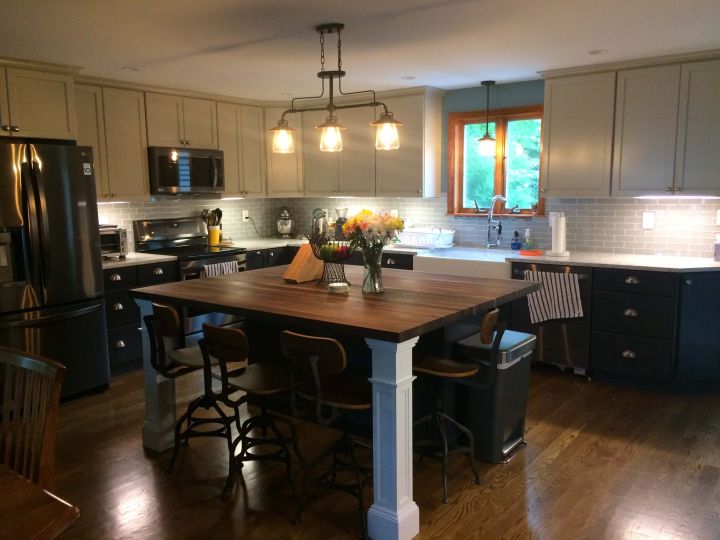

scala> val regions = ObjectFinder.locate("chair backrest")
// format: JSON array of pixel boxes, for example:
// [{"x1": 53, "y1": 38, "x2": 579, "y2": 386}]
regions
[
  {"x1": 479, "y1": 308, "x2": 500, "y2": 345},
  {"x1": 0, "y1": 346, "x2": 65, "y2": 491},
  {"x1": 144, "y1": 303, "x2": 191, "y2": 378},
  {"x1": 199, "y1": 324, "x2": 249, "y2": 398}
]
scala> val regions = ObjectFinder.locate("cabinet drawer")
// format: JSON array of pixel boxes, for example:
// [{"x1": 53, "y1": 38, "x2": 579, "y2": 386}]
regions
[
  {"x1": 382, "y1": 252, "x2": 413, "y2": 270},
  {"x1": 105, "y1": 291, "x2": 140, "y2": 329},
  {"x1": 591, "y1": 331, "x2": 673, "y2": 380},
  {"x1": 108, "y1": 324, "x2": 142, "y2": 361},
  {"x1": 593, "y1": 268, "x2": 677, "y2": 296},
  {"x1": 103, "y1": 266, "x2": 138, "y2": 291},
  {"x1": 137, "y1": 261, "x2": 178, "y2": 285},
  {"x1": 246, "y1": 250, "x2": 266, "y2": 270},
  {"x1": 592, "y1": 291, "x2": 675, "y2": 338}
]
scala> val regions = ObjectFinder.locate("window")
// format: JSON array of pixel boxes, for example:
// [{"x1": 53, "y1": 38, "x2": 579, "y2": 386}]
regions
[{"x1": 448, "y1": 105, "x2": 544, "y2": 216}]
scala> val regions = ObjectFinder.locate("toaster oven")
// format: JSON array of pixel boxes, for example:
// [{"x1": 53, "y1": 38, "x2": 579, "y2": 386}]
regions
[{"x1": 99, "y1": 226, "x2": 128, "y2": 259}]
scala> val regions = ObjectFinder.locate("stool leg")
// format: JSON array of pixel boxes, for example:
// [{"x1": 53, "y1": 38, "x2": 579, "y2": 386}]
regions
[
  {"x1": 168, "y1": 407, "x2": 191, "y2": 473},
  {"x1": 435, "y1": 413, "x2": 450, "y2": 504},
  {"x1": 440, "y1": 412, "x2": 481, "y2": 485}
]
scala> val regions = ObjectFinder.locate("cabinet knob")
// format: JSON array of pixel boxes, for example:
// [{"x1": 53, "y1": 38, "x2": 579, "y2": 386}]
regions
[
  {"x1": 685, "y1": 279, "x2": 692, "y2": 286},
  {"x1": 673, "y1": 186, "x2": 681, "y2": 192},
  {"x1": 664, "y1": 186, "x2": 673, "y2": 192},
  {"x1": 1, "y1": 125, "x2": 11, "y2": 132},
  {"x1": 624, "y1": 275, "x2": 640, "y2": 285},
  {"x1": 10, "y1": 126, "x2": 20, "y2": 132},
  {"x1": 186, "y1": 140, "x2": 191, "y2": 146},
  {"x1": 256, "y1": 251, "x2": 262, "y2": 255},
  {"x1": 112, "y1": 303, "x2": 124, "y2": 311},
  {"x1": 114, "y1": 340, "x2": 126, "y2": 349},
  {"x1": 621, "y1": 349, "x2": 636, "y2": 359},
  {"x1": 623, "y1": 308, "x2": 639, "y2": 318},
  {"x1": 540, "y1": 187, "x2": 547, "y2": 193},
  {"x1": 386, "y1": 258, "x2": 396, "y2": 265},
  {"x1": 152, "y1": 267, "x2": 164, "y2": 276},
  {"x1": 110, "y1": 273, "x2": 122, "y2": 282},
  {"x1": 269, "y1": 251, "x2": 274, "y2": 257}
]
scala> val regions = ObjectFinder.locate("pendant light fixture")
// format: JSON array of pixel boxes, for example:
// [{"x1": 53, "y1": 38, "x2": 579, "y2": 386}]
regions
[
  {"x1": 477, "y1": 80, "x2": 496, "y2": 157},
  {"x1": 269, "y1": 23, "x2": 402, "y2": 154}
]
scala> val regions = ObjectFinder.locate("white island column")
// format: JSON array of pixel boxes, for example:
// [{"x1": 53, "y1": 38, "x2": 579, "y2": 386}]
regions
[{"x1": 365, "y1": 337, "x2": 420, "y2": 540}]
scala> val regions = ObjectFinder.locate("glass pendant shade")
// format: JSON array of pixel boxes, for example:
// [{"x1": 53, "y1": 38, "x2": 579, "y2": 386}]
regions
[
  {"x1": 270, "y1": 119, "x2": 295, "y2": 154},
  {"x1": 317, "y1": 116, "x2": 345, "y2": 152},
  {"x1": 372, "y1": 113, "x2": 402, "y2": 151},
  {"x1": 477, "y1": 133, "x2": 496, "y2": 157}
]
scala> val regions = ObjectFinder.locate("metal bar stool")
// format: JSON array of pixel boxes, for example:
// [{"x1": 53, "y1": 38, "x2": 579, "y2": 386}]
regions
[
  {"x1": 413, "y1": 308, "x2": 506, "y2": 503},
  {"x1": 144, "y1": 303, "x2": 240, "y2": 473},
  {"x1": 199, "y1": 323, "x2": 303, "y2": 500},
  {"x1": 281, "y1": 330, "x2": 372, "y2": 539}
]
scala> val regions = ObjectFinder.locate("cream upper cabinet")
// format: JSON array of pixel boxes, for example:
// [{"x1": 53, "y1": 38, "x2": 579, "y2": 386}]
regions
[
  {"x1": 674, "y1": 59, "x2": 720, "y2": 196},
  {"x1": 1, "y1": 68, "x2": 76, "y2": 140},
  {"x1": 612, "y1": 65, "x2": 681, "y2": 197},
  {"x1": 302, "y1": 109, "x2": 340, "y2": 196},
  {"x1": 145, "y1": 92, "x2": 218, "y2": 149},
  {"x1": 103, "y1": 88, "x2": 149, "y2": 199},
  {"x1": 376, "y1": 89, "x2": 442, "y2": 197},
  {"x1": 217, "y1": 102, "x2": 266, "y2": 197},
  {"x1": 265, "y1": 107, "x2": 303, "y2": 197},
  {"x1": 74, "y1": 84, "x2": 110, "y2": 200},
  {"x1": 541, "y1": 72, "x2": 616, "y2": 197},
  {"x1": 338, "y1": 106, "x2": 375, "y2": 196}
]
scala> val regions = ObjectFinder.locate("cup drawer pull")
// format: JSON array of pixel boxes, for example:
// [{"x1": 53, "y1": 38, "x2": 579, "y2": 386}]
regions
[
  {"x1": 621, "y1": 349, "x2": 636, "y2": 359},
  {"x1": 624, "y1": 275, "x2": 640, "y2": 285},
  {"x1": 110, "y1": 273, "x2": 122, "y2": 282},
  {"x1": 114, "y1": 340, "x2": 126, "y2": 349},
  {"x1": 153, "y1": 267, "x2": 164, "y2": 276},
  {"x1": 623, "y1": 308, "x2": 639, "y2": 318},
  {"x1": 386, "y1": 258, "x2": 396, "y2": 265},
  {"x1": 112, "y1": 303, "x2": 124, "y2": 311}
]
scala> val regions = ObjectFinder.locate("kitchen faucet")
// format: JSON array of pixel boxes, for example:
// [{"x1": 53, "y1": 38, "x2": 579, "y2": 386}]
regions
[{"x1": 486, "y1": 194, "x2": 506, "y2": 248}]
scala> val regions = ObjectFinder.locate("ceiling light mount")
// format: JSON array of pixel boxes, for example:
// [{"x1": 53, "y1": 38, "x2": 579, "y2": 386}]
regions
[
  {"x1": 477, "y1": 80, "x2": 496, "y2": 157},
  {"x1": 270, "y1": 22, "x2": 401, "y2": 154}
]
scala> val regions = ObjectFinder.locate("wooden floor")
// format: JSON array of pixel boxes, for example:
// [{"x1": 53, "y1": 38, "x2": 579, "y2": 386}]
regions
[{"x1": 53, "y1": 367, "x2": 720, "y2": 539}]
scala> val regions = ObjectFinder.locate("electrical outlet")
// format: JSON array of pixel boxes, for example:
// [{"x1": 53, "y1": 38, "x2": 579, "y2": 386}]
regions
[
  {"x1": 242, "y1": 210, "x2": 249, "y2": 223},
  {"x1": 642, "y1": 211, "x2": 655, "y2": 230},
  {"x1": 322, "y1": 208, "x2": 329, "y2": 219}
]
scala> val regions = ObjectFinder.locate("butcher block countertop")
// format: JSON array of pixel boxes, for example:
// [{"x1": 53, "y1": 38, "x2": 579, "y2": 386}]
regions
[{"x1": 130, "y1": 265, "x2": 538, "y2": 343}]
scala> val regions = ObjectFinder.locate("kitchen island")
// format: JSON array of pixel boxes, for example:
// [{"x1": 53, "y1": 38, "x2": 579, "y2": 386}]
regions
[{"x1": 131, "y1": 266, "x2": 538, "y2": 540}]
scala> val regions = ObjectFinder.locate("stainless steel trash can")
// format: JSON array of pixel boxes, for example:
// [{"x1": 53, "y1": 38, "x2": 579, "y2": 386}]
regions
[{"x1": 448, "y1": 329, "x2": 536, "y2": 464}]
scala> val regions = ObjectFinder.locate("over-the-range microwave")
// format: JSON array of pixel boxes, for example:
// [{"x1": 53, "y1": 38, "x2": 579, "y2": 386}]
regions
[{"x1": 148, "y1": 147, "x2": 224, "y2": 195}]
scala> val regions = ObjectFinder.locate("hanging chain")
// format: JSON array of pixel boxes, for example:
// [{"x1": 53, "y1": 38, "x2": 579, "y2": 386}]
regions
[
  {"x1": 320, "y1": 30, "x2": 325, "y2": 72},
  {"x1": 337, "y1": 27, "x2": 342, "y2": 71}
]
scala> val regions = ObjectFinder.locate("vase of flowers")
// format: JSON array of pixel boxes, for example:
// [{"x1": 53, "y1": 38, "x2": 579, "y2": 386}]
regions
[{"x1": 342, "y1": 210, "x2": 404, "y2": 294}]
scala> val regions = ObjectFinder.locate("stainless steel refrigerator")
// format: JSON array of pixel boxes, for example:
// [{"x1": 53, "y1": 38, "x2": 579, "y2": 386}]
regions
[{"x1": 0, "y1": 142, "x2": 110, "y2": 398}]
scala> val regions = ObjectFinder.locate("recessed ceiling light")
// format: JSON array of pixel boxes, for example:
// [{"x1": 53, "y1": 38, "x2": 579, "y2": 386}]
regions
[
  {"x1": 587, "y1": 49, "x2": 608, "y2": 56},
  {"x1": 120, "y1": 66, "x2": 140, "y2": 72},
  {"x1": 401, "y1": 76, "x2": 416, "y2": 80}
]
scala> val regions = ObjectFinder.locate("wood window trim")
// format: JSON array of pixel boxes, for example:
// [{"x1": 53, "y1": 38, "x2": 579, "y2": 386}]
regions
[{"x1": 448, "y1": 104, "x2": 545, "y2": 217}]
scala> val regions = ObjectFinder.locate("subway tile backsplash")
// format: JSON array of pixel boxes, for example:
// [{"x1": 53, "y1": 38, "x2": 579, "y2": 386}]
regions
[{"x1": 97, "y1": 196, "x2": 720, "y2": 258}]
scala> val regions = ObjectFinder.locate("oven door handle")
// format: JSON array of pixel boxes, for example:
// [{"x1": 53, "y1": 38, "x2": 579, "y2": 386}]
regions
[{"x1": 211, "y1": 156, "x2": 219, "y2": 191}]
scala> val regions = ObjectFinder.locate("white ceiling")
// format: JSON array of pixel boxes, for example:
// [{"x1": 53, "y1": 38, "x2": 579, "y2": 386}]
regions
[{"x1": 1, "y1": 0, "x2": 719, "y2": 100}]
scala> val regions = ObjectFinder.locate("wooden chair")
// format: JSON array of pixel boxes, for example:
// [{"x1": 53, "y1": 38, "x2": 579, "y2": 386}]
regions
[
  {"x1": 0, "y1": 346, "x2": 65, "y2": 491},
  {"x1": 281, "y1": 330, "x2": 372, "y2": 538},
  {"x1": 143, "y1": 303, "x2": 237, "y2": 472},
  {"x1": 413, "y1": 308, "x2": 506, "y2": 503},
  {"x1": 200, "y1": 324, "x2": 302, "y2": 500}
]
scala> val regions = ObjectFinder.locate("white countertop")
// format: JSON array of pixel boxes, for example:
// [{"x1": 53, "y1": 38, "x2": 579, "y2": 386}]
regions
[{"x1": 101, "y1": 252, "x2": 178, "y2": 270}]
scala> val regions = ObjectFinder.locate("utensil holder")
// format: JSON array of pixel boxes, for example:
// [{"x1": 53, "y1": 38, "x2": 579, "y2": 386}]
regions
[{"x1": 208, "y1": 226, "x2": 220, "y2": 246}]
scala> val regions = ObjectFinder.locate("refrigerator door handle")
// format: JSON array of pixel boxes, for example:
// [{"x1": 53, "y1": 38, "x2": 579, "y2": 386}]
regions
[
  {"x1": 0, "y1": 303, "x2": 101, "y2": 329},
  {"x1": 19, "y1": 151, "x2": 45, "y2": 296}
]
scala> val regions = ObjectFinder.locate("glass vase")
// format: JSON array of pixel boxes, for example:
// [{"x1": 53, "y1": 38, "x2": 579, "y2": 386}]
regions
[{"x1": 362, "y1": 246, "x2": 384, "y2": 294}]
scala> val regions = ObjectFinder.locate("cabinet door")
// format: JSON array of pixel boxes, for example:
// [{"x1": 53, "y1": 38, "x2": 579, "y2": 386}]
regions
[
  {"x1": 376, "y1": 94, "x2": 424, "y2": 197},
  {"x1": 612, "y1": 65, "x2": 681, "y2": 197},
  {"x1": 0, "y1": 67, "x2": 9, "y2": 138},
  {"x1": 675, "y1": 60, "x2": 720, "y2": 196},
  {"x1": 302, "y1": 109, "x2": 339, "y2": 196},
  {"x1": 5, "y1": 68, "x2": 77, "y2": 140},
  {"x1": 339, "y1": 106, "x2": 375, "y2": 196},
  {"x1": 75, "y1": 84, "x2": 110, "y2": 200},
  {"x1": 103, "y1": 88, "x2": 149, "y2": 198},
  {"x1": 541, "y1": 73, "x2": 616, "y2": 197},
  {"x1": 265, "y1": 107, "x2": 303, "y2": 197},
  {"x1": 182, "y1": 97, "x2": 217, "y2": 149},
  {"x1": 240, "y1": 106, "x2": 266, "y2": 197},
  {"x1": 145, "y1": 92, "x2": 184, "y2": 147},
  {"x1": 217, "y1": 102, "x2": 243, "y2": 195},
  {"x1": 677, "y1": 273, "x2": 720, "y2": 383}
]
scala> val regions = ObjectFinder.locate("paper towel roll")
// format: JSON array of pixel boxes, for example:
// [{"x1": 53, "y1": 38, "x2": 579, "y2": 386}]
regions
[{"x1": 548, "y1": 212, "x2": 569, "y2": 257}]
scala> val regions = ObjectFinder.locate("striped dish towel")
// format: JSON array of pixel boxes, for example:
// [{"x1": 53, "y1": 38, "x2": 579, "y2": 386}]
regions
[
  {"x1": 524, "y1": 270, "x2": 583, "y2": 324},
  {"x1": 201, "y1": 260, "x2": 239, "y2": 278}
]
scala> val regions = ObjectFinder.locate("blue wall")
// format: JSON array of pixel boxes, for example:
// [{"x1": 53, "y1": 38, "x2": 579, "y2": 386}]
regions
[{"x1": 441, "y1": 79, "x2": 544, "y2": 192}]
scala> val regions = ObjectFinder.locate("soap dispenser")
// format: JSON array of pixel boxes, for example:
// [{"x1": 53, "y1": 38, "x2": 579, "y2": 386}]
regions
[{"x1": 511, "y1": 231, "x2": 522, "y2": 250}]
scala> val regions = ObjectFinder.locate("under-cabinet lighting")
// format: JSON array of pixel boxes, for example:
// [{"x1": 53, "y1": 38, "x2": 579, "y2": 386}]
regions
[{"x1": 634, "y1": 195, "x2": 720, "y2": 200}]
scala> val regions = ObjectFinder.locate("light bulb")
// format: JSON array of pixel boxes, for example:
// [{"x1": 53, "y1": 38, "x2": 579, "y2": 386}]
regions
[
  {"x1": 272, "y1": 128, "x2": 295, "y2": 154},
  {"x1": 320, "y1": 125, "x2": 343, "y2": 152},
  {"x1": 375, "y1": 122, "x2": 399, "y2": 150},
  {"x1": 170, "y1": 150, "x2": 178, "y2": 163},
  {"x1": 478, "y1": 134, "x2": 496, "y2": 157}
]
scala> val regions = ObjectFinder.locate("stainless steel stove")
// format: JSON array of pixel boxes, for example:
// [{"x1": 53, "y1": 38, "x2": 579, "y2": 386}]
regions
[{"x1": 133, "y1": 216, "x2": 246, "y2": 334}]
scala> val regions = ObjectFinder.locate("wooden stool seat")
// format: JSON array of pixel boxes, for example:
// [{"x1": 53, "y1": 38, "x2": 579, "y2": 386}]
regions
[
  {"x1": 166, "y1": 345, "x2": 206, "y2": 369},
  {"x1": 413, "y1": 356, "x2": 479, "y2": 379},
  {"x1": 228, "y1": 363, "x2": 293, "y2": 396},
  {"x1": 297, "y1": 373, "x2": 372, "y2": 410}
]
